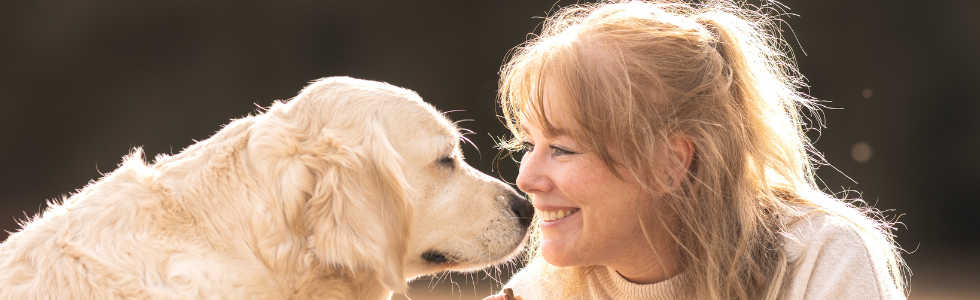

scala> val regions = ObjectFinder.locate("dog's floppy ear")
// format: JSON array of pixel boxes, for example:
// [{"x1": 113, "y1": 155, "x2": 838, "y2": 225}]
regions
[{"x1": 300, "y1": 125, "x2": 412, "y2": 293}]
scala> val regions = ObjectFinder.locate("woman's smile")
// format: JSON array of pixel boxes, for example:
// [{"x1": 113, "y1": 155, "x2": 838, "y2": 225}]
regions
[{"x1": 537, "y1": 208, "x2": 580, "y2": 222}]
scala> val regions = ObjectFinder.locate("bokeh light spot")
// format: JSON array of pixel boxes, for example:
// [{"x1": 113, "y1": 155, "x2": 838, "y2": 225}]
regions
[
  {"x1": 851, "y1": 142, "x2": 873, "y2": 163},
  {"x1": 862, "y1": 88, "x2": 873, "y2": 99}
]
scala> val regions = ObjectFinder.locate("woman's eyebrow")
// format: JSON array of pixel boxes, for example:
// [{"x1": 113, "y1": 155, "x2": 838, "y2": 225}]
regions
[{"x1": 520, "y1": 124, "x2": 570, "y2": 138}]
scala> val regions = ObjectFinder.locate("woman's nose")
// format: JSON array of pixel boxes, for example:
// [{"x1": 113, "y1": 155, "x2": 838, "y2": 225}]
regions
[{"x1": 516, "y1": 150, "x2": 549, "y2": 194}]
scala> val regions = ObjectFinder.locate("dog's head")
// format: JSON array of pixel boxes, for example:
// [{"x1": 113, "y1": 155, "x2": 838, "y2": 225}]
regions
[{"x1": 246, "y1": 77, "x2": 533, "y2": 292}]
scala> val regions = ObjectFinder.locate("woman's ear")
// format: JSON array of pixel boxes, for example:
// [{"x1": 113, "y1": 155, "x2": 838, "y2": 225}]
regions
[
  {"x1": 301, "y1": 127, "x2": 412, "y2": 293},
  {"x1": 667, "y1": 135, "x2": 695, "y2": 190}
]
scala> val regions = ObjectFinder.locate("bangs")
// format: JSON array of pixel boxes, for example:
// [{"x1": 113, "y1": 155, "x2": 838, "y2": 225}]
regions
[
  {"x1": 500, "y1": 29, "x2": 651, "y2": 173},
  {"x1": 499, "y1": 37, "x2": 586, "y2": 150}
]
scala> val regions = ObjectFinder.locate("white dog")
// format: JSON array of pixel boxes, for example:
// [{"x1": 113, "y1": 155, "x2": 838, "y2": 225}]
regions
[{"x1": 0, "y1": 77, "x2": 534, "y2": 300}]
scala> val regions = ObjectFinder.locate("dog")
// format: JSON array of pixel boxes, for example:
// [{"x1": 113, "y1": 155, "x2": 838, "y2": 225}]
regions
[{"x1": 0, "y1": 77, "x2": 534, "y2": 299}]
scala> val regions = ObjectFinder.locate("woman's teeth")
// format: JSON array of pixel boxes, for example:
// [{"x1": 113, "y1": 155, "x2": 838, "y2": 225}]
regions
[{"x1": 540, "y1": 209, "x2": 579, "y2": 222}]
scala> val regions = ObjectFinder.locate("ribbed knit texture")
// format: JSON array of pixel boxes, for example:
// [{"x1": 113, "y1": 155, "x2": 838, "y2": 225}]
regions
[
  {"x1": 504, "y1": 208, "x2": 905, "y2": 299},
  {"x1": 592, "y1": 266, "x2": 684, "y2": 300}
]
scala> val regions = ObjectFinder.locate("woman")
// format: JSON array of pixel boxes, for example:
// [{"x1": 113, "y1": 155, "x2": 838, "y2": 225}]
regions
[{"x1": 485, "y1": 1, "x2": 907, "y2": 299}]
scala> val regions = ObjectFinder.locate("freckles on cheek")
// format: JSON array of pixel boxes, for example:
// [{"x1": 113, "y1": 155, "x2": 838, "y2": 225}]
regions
[{"x1": 564, "y1": 163, "x2": 601, "y2": 187}]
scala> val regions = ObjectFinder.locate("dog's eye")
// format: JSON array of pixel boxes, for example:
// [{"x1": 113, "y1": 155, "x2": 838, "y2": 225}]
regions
[{"x1": 438, "y1": 156, "x2": 455, "y2": 167}]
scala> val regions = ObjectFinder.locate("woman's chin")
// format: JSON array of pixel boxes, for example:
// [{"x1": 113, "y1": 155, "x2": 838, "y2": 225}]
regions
[{"x1": 541, "y1": 252, "x2": 570, "y2": 267}]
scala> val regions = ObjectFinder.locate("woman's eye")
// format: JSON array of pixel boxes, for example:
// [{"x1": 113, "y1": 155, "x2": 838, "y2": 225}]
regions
[
  {"x1": 521, "y1": 141, "x2": 576, "y2": 157},
  {"x1": 550, "y1": 145, "x2": 576, "y2": 156}
]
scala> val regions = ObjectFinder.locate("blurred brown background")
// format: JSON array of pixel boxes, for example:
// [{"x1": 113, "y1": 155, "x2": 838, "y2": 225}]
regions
[{"x1": 1, "y1": 1, "x2": 977, "y2": 299}]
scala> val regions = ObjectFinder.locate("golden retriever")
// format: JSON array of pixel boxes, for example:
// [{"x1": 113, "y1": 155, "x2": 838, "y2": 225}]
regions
[{"x1": 0, "y1": 77, "x2": 534, "y2": 300}]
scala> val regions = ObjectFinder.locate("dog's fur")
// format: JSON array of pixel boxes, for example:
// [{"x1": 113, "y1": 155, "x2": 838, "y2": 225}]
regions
[{"x1": 0, "y1": 77, "x2": 533, "y2": 299}]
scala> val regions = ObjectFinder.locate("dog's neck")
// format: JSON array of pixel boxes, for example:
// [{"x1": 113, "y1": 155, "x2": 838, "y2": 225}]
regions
[
  {"x1": 153, "y1": 118, "x2": 305, "y2": 269},
  {"x1": 154, "y1": 118, "x2": 259, "y2": 237},
  {"x1": 151, "y1": 118, "x2": 393, "y2": 297}
]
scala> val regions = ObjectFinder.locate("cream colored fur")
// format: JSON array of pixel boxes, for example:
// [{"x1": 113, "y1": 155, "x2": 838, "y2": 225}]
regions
[{"x1": 0, "y1": 77, "x2": 530, "y2": 300}]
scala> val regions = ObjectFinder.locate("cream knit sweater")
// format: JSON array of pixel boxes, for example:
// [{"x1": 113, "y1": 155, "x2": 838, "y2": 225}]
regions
[{"x1": 503, "y1": 210, "x2": 905, "y2": 299}]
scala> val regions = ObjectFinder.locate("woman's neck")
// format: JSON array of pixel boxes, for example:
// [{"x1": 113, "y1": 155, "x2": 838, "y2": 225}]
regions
[
  {"x1": 607, "y1": 247, "x2": 684, "y2": 284},
  {"x1": 606, "y1": 214, "x2": 685, "y2": 284}
]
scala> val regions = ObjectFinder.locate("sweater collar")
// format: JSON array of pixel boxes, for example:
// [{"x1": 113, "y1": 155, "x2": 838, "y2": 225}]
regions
[{"x1": 597, "y1": 266, "x2": 687, "y2": 300}]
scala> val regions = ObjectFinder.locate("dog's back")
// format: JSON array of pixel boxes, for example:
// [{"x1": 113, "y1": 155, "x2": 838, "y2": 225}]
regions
[
  {"x1": 1, "y1": 153, "x2": 161, "y2": 299},
  {"x1": 0, "y1": 151, "x2": 282, "y2": 299}
]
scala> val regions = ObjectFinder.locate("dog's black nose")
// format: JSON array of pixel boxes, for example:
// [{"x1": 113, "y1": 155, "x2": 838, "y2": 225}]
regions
[{"x1": 507, "y1": 193, "x2": 534, "y2": 228}]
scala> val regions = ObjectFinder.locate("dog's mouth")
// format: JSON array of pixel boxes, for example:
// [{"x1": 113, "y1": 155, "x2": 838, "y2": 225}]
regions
[{"x1": 421, "y1": 250, "x2": 456, "y2": 265}]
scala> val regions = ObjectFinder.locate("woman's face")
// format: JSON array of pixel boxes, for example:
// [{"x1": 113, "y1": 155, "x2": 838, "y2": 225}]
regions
[{"x1": 516, "y1": 87, "x2": 666, "y2": 269}]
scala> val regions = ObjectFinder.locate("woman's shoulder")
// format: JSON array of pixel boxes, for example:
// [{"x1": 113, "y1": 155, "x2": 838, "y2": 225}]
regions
[
  {"x1": 781, "y1": 204, "x2": 864, "y2": 256},
  {"x1": 780, "y1": 203, "x2": 890, "y2": 261},
  {"x1": 780, "y1": 204, "x2": 905, "y2": 299}
]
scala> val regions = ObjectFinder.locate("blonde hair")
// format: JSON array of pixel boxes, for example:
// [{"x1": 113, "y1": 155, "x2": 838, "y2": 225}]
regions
[{"x1": 498, "y1": 1, "x2": 906, "y2": 299}]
